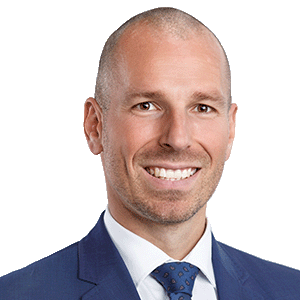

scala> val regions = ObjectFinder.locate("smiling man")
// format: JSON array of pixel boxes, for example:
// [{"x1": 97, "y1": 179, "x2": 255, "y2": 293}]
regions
[
  {"x1": 1, "y1": 7, "x2": 300, "y2": 300},
  {"x1": 84, "y1": 12, "x2": 236, "y2": 264}
]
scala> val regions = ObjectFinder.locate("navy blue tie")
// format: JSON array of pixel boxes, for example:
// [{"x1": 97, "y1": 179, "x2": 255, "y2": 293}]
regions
[{"x1": 151, "y1": 262, "x2": 199, "y2": 300}]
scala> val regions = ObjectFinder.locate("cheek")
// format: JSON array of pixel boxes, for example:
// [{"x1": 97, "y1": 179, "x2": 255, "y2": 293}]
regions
[
  {"x1": 194, "y1": 119, "x2": 229, "y2": 160},
  {"x1": 110, "y1": 116, "x2": 159, "y2": 162}
]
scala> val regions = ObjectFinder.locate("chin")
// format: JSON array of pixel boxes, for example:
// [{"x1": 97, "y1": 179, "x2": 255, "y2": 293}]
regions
[{"x1": 128, "y1": 195, "x2": 205, "y2": 225}]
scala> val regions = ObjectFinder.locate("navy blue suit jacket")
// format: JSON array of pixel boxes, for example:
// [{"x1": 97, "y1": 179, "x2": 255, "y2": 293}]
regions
[{"x1": 1, "y1": 211, "x2": 300, "y2": 299}]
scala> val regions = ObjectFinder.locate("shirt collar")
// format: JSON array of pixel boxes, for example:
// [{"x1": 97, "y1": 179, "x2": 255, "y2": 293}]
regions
[
  {"x1": 104, "y1": 208, "x2": 216, "y2": 288},
  {"x1": 183, "y1": 221, "x2": 216, "y2": 288}
]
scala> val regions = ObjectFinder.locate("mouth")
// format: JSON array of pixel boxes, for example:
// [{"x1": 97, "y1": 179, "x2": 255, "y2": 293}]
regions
[{"x1": 145, "y1": 167, "x2": 199, "y2": 181}]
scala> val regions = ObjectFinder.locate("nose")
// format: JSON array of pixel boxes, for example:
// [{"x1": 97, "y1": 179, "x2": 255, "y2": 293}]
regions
[{"x1": 159, "y1": 110, "x2": 192, "y2": 152}]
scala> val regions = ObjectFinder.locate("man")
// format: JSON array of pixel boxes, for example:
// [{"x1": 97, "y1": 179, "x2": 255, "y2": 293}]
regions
[{"x1": 0, "y1": 7, "x2": 299, "y2": 300}]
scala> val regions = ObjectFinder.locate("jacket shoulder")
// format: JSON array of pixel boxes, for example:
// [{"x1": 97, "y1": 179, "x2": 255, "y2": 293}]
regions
[
  {"x1": 0, "y1": 242, "x2": 94, "y2": 300},
  {"x1": 218, "y1": 241, "x2": 300, "y2": 298}
]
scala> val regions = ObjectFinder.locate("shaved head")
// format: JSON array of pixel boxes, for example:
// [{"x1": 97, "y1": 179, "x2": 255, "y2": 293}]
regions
[{"x1": 95, "y1": 7, "x2": 231, "y2": 111}]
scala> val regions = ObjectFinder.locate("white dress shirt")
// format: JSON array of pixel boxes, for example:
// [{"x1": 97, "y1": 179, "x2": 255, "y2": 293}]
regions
[{"x1": 104, "y1": 209, "x2": 218, "y2": 300}]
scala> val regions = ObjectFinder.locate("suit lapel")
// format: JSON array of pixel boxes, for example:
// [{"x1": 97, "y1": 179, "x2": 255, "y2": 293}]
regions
[
  {"x1": 78, "y1": 212, "x2": 141, "y2": 300},
  {"x1": 77, "y1": 211, "x2": 267, "y2": 299},
  {"x1": 212, "y1": 235, "x2": 265, "y2": 300}
]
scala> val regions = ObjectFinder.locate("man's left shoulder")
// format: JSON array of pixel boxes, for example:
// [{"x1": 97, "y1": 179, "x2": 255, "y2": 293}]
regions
[
  {"x1": 220, "y1": 242, "x2": 300, "y2": 276},
  {"x1": 219, "y1": 241, "x2": 300, "y2": 293}
]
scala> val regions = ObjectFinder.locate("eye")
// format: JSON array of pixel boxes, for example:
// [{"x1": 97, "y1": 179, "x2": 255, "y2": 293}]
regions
[
  {"x1": 135, "y1": 102, "x2": 157, "y2": 111},
  {"x1": 193, "y1": 104, "x2": 213, "y2": 113}
]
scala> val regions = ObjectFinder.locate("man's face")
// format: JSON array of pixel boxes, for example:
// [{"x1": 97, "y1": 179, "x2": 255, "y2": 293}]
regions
[{"x1": 100, "y1": 27, "x2": 237, "y2": 225}]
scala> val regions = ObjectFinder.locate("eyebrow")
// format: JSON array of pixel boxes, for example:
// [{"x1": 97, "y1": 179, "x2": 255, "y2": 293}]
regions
[
  {"x1": 192, "y1": 91, "x2": 225, "y2": 103},
  {"x1": 125, "y1": 91, "x2": 165, "y2": 102}
]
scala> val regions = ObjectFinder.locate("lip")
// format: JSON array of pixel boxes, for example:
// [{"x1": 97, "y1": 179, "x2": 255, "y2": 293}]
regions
[{"x1": 141, "y1": 166, "x2": 201, "y2": 190}]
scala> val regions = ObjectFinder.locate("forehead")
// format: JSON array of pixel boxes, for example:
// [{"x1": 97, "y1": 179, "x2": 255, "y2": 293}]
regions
[{"x1": 114, "y1": 25, "x2": 228, "y2": 101}]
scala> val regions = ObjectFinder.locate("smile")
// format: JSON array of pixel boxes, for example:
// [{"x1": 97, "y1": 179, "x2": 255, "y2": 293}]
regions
[{"x1": 145, "y1": 167, "x2": 199, "y2": 181}]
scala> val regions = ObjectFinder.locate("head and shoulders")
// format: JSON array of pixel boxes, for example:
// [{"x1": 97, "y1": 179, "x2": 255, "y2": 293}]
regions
[
  {"x1": 1, "y1": 6, "x2": 300, "y2": 299},
  {"x1": 84, "y1": 6, "x2": 237, "y2": 261}
]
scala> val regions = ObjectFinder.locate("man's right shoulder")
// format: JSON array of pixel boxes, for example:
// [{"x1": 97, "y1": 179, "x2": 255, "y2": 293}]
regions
[{"x1": 0, "y1": 242, "x2": 95, "y2": 300}]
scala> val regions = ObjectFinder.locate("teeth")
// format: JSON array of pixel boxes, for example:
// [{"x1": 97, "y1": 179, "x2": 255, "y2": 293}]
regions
[
  {"x1": 166, "y1": 169, "x2": 174, "y2": 179},
  {"x1": 174, "y1": 169, "x2": 181, "y2": 180},
  {"x1": 146, "y1": 167, "x2": 198, "y2": 180},
  {"x1": 155, "y1": 168, "x2": 160, "y2": 177},
  {"x1": 187, "y1": 168, "x2": 191, "y2": 177},
  {"x1": 160, "y1": 168, "x2": 166, "y2": 178}
]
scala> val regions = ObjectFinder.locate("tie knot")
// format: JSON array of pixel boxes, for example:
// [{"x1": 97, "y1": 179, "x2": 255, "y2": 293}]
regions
[{"x1": 151, "y1": 262, "x2": 199, "y2": 300}]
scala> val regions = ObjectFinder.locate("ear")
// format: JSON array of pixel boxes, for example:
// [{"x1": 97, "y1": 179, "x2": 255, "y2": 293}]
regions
[
  {"x1": 84, "y1": 97, "x2": 103, "y2": 155},
  {"x1": 225, "y1": 103, "x2": 238, "y2": 161}
]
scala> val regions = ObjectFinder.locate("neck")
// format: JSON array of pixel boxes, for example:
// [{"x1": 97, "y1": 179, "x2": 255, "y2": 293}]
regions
[{"x1": 108, "y1": 203, "x2": 207, "y2": 260}]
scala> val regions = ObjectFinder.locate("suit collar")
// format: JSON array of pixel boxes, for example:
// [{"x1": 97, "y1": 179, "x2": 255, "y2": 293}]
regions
[
  {"x1": 78, "y1": 211, "x2": 265, "y2": 300},
  {"x1": 78, "y1": 211, "x2": 141, "y2": 300},
  {"x1": 212, "y1": 235, "x2": 265, "y2": 300}
]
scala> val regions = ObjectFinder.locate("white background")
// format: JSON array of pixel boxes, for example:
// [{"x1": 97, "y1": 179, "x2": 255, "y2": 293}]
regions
[{"x1": 1, "y1": 0, "x2": 299, "y2": 277}]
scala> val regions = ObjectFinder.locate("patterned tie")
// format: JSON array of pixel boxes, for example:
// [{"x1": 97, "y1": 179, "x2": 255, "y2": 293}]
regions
[{"x1": 151, "y1": 262, "x2": 199, "y2": 300}]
